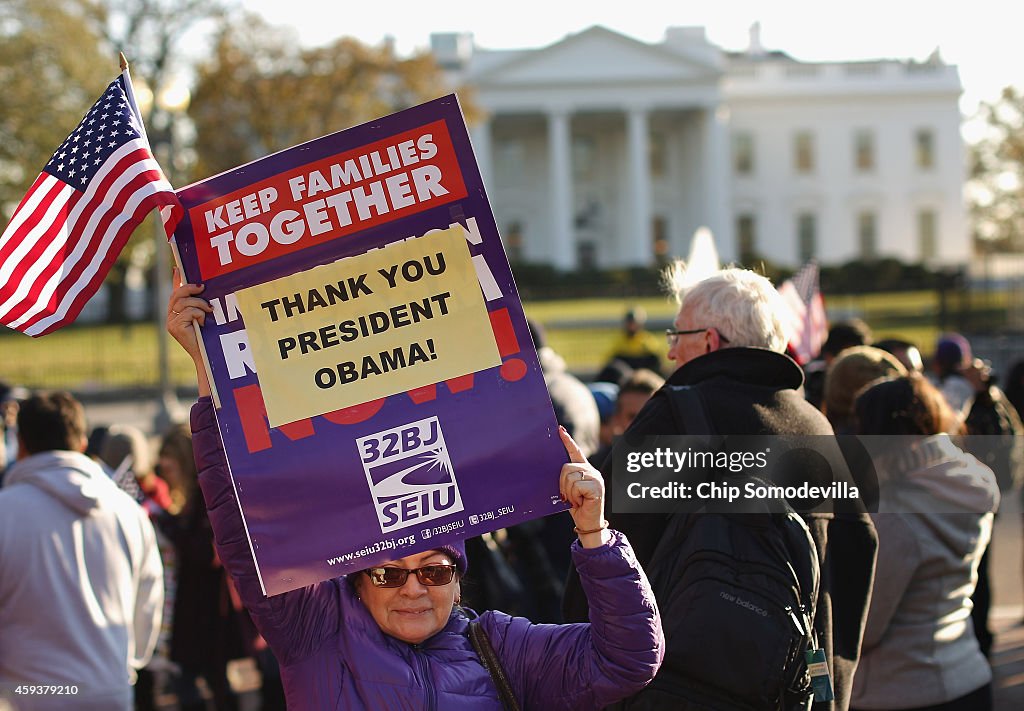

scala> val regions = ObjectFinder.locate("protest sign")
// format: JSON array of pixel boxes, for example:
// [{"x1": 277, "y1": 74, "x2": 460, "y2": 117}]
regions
[{"x1": 172, "y1": 95, "x2": 567, "y2": 596}]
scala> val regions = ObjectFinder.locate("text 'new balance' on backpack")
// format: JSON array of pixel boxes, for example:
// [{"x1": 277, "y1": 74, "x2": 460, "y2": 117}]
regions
[{"x1": 641, "y1": 507, "x2": 819, "y2": 710}]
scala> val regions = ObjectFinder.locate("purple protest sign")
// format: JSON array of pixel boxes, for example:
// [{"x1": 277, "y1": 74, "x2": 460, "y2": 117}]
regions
[{"x1": 172, "y1": 94, "x2": 567, "y2": 596}]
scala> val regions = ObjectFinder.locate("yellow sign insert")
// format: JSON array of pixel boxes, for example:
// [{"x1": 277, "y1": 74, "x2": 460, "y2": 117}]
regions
[{"x1": 236, "y1": 228, "x2": 500, "y2": 426}]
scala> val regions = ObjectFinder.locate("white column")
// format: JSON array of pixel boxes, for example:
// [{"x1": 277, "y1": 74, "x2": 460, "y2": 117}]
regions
[
  {"x1": 547, "y1": 109, "x2": 575, "y2": 270},
  {"x1": 470, "y1": 118, "x2": 492, "y2": 191},
  {"x1": 701, "y1": 105, "x2": 732, "y2": 261},
  {"x1": 627, "y1": 108, "x2": 652, "y2": 266}
]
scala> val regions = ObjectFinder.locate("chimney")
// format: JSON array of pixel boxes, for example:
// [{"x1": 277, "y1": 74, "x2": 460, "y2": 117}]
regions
[
  {"x1": 430, "y1": 32, "x2": 474, "y2": 69},
  {"x1": 748, "y1": 21, "x2": 765, "y2": 57}
]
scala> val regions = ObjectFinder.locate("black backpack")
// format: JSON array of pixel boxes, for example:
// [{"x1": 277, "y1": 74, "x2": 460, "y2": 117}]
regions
[{"x1": 622, "y1": 385, "x2": 820, "y2": 711}]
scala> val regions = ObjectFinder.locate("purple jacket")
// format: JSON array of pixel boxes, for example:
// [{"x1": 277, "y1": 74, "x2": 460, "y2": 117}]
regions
[{"x1": 192, "y1": 398, "x2": 663, "y2": 710}]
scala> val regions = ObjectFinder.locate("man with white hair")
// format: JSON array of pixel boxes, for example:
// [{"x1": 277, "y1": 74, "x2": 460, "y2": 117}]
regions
[{"x1": 564, "y1": 266, "x2": 877, "y2": 711}]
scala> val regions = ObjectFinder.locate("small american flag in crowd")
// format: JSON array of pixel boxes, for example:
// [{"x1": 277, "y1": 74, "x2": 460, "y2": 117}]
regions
[
  {"x1": 778, "y1": 260, "x2": 828, "y2": 364},
  {"x1": 0, "y1": 67, "x2": 182, "y2": 337}
]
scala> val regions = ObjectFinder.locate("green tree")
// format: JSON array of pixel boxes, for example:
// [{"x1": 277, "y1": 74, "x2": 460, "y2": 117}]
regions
[
  {"x1": 0, "y1": 0, "x2": 221, "y2": 322},
  {"x1": 82, "y1": 0, "x2": 223, "y2": 320},
  {"x1": 84, "y1": 0, "x2": 223, "y2": 154},
  {"x1": 0, "y1": 0, "x2": 110, "y2": 218},
  {"x1": 188, "y1": 13, "x2": 459, "y2": 179},
  {"x1": 970, "y1": 86, "x2": 1024, "y2": 252}
]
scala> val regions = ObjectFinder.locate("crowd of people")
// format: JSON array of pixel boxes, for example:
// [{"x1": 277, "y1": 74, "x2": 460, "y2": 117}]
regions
[{"x1": 1, "y1": 261, "x2": 1022, "y2": 710}]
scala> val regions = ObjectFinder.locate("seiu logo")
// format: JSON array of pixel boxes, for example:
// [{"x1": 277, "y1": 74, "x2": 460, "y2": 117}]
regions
[{"x1": 357, "y1": 416, "x2": 463, "y2": 533}]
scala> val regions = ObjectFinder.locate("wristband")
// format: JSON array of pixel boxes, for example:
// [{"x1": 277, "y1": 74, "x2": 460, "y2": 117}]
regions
[{"x1": 574, "y1": 520, "x2": 609, "y2": 535}]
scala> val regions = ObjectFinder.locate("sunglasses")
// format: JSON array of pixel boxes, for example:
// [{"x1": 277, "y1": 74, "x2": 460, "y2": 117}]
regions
[{"x1": 363, "y1": 564, "x2": 457, "y2": 588}]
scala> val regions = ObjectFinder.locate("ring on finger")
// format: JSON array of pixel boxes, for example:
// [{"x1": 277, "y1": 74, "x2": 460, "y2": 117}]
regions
[
  {"x1": 579, "y1": 471, "x2": 585, "y2": 482},
  {"x1": 171, "y1": 309, "x2": 180, "y2": 316}
]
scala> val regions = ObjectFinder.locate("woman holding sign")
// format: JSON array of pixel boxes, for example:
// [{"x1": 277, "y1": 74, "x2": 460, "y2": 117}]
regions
[{"x1": 167, "y1": 276, "x2": 663, "y2": 710}]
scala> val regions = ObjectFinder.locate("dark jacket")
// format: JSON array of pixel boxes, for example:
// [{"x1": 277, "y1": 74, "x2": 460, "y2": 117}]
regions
[
  {"x1": 191, "y1": 397, "x2": 664, "y2": 710},
  {"x1": 564, "y1": 348, "x2": 878, "y2": 711}
]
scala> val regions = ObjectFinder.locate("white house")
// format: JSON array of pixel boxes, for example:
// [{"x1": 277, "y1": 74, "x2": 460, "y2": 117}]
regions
[{"x1": 432, "y1": 25, "x2": 967, "y2": 270}]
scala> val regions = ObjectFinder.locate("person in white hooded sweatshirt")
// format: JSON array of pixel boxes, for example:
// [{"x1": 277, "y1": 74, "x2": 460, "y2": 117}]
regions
[{"x1": 0, "y1": 392, "x2": 163, "y2": 710}]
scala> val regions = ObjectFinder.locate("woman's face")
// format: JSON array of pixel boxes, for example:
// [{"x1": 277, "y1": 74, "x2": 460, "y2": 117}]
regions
[{"x1": 353, "y1": 549, "x2": 460, "y2": 644}]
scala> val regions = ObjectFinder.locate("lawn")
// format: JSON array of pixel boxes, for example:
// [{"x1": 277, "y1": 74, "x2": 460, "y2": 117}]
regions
[
  {"x1": 0, "y1": 289, "x2": 961, "y2": 391},
  {"x1": 0, "y1": 323, "x2": 196, "y2": 392},
  {"x1": 525, "y1": 290, "x2": 954, "y2": 375}
]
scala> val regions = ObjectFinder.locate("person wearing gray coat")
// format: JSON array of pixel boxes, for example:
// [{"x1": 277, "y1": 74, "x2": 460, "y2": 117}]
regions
[{"x1": 851, "y1": 374, "x2": 997, "y2": 711}]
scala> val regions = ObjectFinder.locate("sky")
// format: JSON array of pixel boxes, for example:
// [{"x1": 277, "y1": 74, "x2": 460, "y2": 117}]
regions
[{"x1": 236, "y1": 0, "x2": 1022, "y2": 120}]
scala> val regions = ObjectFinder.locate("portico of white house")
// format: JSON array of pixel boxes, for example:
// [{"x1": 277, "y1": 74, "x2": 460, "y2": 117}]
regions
[
  {"x1": 444, "y1": 26, "x2": 732, "y2": 271},
  {"x1": 470, "y1": 103, "x2": 730, "y2": 271}
]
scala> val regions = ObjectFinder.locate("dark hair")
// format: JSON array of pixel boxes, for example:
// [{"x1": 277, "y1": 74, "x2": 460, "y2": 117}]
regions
[
  {"x1": 526, "y1": 319, "x2": 546, "y2": 350},
  {"x1": 854, "y1": 373, "x2": 958, "y2": 437},
  {"x1": 16, "y1": 391, "x2": 87, "y2": 454},
  {"x1": 874, "y1": 338, "x2": 914, "y2": 354},
  {"x1": 593, "y1": 358, "x2": 634, "y2": 387},
  {"x1": 159, "y1": 423, "x2": 198, "y2": 510},
  {"x1": 821, "y1": 319, "x2": 872, "y2": 359},
  {"x1": 1004, "y1": 359, "x2": 1024, "y2": 418},
  {"x1": 618, "y1": 368, "x2": 665, "y2": 400}
]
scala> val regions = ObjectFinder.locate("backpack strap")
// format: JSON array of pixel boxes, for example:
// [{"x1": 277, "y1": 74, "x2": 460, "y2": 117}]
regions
[
  {"x1": 468, "y1": 619, "x2": 522, "y2": 711},
  {"x1": 662, "y1": 384, "x2": 819, "y2": 610}
]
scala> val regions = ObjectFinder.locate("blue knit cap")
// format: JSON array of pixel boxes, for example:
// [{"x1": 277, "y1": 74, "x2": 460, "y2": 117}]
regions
[
  {"x1": 588, "y1": 381, "x2": 620, "y2": 423},
  {"x1": 935, "y1": 333, "x2": 971, "y2": 370}
]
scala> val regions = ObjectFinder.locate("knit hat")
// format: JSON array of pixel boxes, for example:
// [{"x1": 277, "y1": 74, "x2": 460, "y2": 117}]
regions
[
  {"x1": 588, "y1": 381, "x2": 620, "y2": 423},
  {"x1": 935, "y1": 333, "x2": 972, "y2": 370},
  {"x1": 436, "y1": 541, "x2": 468, "y2": 575},
  {"x1": 824, "y1": 346, "x2": 907, "y2": 426}
]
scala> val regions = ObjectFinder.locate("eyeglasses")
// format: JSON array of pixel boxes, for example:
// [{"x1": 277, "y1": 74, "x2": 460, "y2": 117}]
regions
[
  {"x1": 665, "y1": 328, "x2": 730, "y2": 347},
  {"x1": 363, "y1": 564, "x2": 457, "y2": 588}
]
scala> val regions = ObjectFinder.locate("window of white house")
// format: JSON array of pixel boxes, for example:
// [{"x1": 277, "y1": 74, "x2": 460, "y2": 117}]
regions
[
  {"x1": 858, "y1": 211, "x2": 878, "y2": 260},
  {"x1": 733, "y1": 132, "x2": 754, "y2": 175},
  {"x1": 577, "y1": 241, "x2": 597, "y2": 270},
  {"x1": 855, "y1": 129, "x2": 875, "y2": 172},
  {"x1": 794, "y1": 131, "x2": 815, "y2": 174},
  {"x1": 915, "y1": 129, "x2": 935, "y2": 170},
  {"x1": 572, "y1": 135, "x2": 596, "y2": 180},
  {"x1": 737, "y1": 214, "x2": 756, "y2": 263},
  {"x1": 653, "y1": 215, "x2": 670, "y2": 262},
  {"x1": 918, "y1": 209, "x2": 937, "y2": 261},
  {"x1": 504, "y1": 220, "x2": 524, "y2": 263},
  {"x1": 798, "y1": 213, "x2": 817, "y2": 262},
  {"x1": 650, "y1": 132, "x2": 668, "y2": 179},
  {"x1": 495, "y1": 139, "x2": 526, "y2": 186}
]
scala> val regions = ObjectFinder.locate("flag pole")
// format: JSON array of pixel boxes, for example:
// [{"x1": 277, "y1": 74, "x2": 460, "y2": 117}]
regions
[
  {"x1": 169, "y1": 238, "x2": 222, "y2": 410},
  {"x1": 118, "y1": 52, "x2": 216, "y2": 419}
]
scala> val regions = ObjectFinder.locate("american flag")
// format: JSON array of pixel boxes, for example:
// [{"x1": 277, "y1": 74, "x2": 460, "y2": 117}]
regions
[
  {"x1": 777, "y1": 260, "x2": 828, "y2": 364},
  {"x1": 0, "y1": 69, "x2": 182, "y2": 337}
]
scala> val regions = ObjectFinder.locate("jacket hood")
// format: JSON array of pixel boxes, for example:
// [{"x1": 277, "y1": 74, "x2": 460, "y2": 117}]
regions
[
  {"x1": 670, "y1": 347, "x2": 805, "y2": 391},
  {"x1": 883, "y1": 435, "x2": 999, "y2": 515},
  {"x1": 5, "y1": 450, "x2": 108, "y2": 515}
]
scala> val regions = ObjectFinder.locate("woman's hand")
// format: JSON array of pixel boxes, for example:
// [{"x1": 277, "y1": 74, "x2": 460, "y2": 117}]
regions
[
  {"x1": 167, "y1": 268, "x2": 214, "y2": 396},
  {"x1": 558, "y1": 426, "x2": 611, "y2": 548}
]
